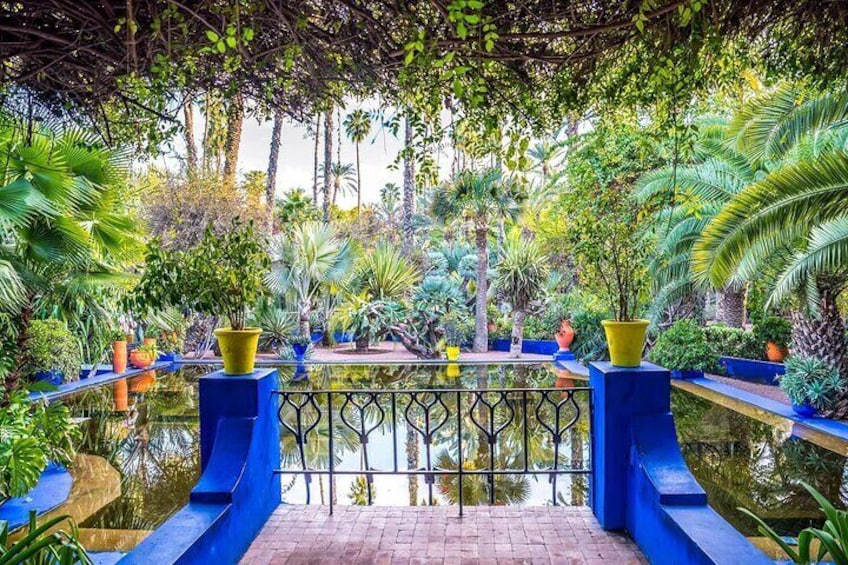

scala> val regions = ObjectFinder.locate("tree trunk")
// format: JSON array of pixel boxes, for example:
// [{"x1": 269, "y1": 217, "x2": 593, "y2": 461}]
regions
[
  {"x1": 401, "y1": 115, "x2": 415, "y2": 256},
  {"x1": 312, "y1": 113, "x2": 320, "y2": 206},
  {"x1": 183, "y1": 96, "x2": 197, "y2": 173},
  {"x1": 715, "y1": 286, "x2": 745, "y2": 327},
  {"x1": 473, "y1": 224, "x2": 489, "y2": 352},
  {"x1": 266, "y1": 108, "x2": 284, "y2": 230},
  {"x1": 298, "y1": 303, "x2": 311, "y2": 338},
  {"x1": 322, "y1": 108, "x2": 333, "y2": 223},
  {"x1": 510, "y1": 309, "x2": 526, "y2": 358},
  {"x1": 222, "y1": 93, "x2": 244, "y2": 189},
  {"x1": 355, "y1": 142, "x2": 362, "y2": 217}
]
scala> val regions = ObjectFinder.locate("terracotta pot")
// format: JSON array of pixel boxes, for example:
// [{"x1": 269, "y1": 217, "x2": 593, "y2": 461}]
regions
[
  {"x1": 555, "y1": 320, "x2": 575, "y2": 351},
  {"x1": 143, "y1": 337, "x2": 157, "y2": 347},
  {"x1": 555, "y1": 369, "x2": 575, "y2": 398},
  {"x1": 113, "y1": 379, "x2": 128, "y2": 412},
  {"x1": 129, "y1": 371, "x2": 156, "y2": 393},
  {"x1": 112, "y1": 340, "x2": 128, "y2": 374},
  {"x1": 766, "y1": 342, "x2": 788, "y2": 362},
  {"x1": 487, "y1": 322, "x2": 497, "y2": 333},
  {"x1": 129, "y1": 350, "x2": 154, "y2": 369}
]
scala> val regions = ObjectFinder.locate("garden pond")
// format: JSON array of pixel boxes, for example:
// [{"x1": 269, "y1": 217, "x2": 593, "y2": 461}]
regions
[{"x1": 49, "y1": 362, "x2": 847, "y2": 554}]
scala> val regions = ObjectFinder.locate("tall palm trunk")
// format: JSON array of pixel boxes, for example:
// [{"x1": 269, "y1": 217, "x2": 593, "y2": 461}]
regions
[
  {"x1": 355, "y1": 141, "x2": 362, "y2": 217},
  {"x1": 322, "y1": 108, "x2": 333, "y2": 223},
  {"x1": 183, "y1": 96, "x2": 197, "y2": 173},
  {"x1": 715, "y1": 286, "x2": 745, "y2": 327},
  {"x1": 222, "y1": 93, "x2": 244, "y2": 189},
  {"x1": 312, "y1": 113, "x2": 320, "y2": 205},
  {"x1": 406, "y1": 422, "x2": 419, "y2": 505},
  {"x1": 402, "y1": 115, "x2": 415, "y2": 256},
  {"x1": 266, "y1": 108, "x2": 284, "y2": 230},
  {"x1": 509, "y1": 309, "x2": 526, "y2": 358},
  {"x1": 473, "y1": 222, "x2": 489, "y2": 352}
]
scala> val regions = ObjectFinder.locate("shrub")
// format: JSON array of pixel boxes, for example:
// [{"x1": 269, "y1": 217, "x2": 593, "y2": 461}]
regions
[
  {"x1": 524, "y1": 296, "x2": 570, "y2": 340},
  {"x1": 779, "y1": 355, "x2": 844, "y2": 410},
  {"x1": 753, "y1": 315, "x2": 792, "y2": 348},
  {"x1": 570, "y1": 309, "x2": 609, "y2": 363},
  {"x1": 334, "y1": 296, "x2": 403, "y2": 351},
  {"x1": 22, "y1": 320, "x2": 81, "y2": 383},
  {"x1": 648, "y1": 320, "x2": 719, "y2": 373},
  {"x1": 443, "y1": 310, "x2": 473, "y2": 347},
  {"x1": 703, "y1": 324, "x2": 764, "y2": 360}
]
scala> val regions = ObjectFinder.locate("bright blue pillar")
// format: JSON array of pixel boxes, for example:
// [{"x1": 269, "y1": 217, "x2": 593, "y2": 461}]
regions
[{"x1": 589, "y1": 361, "x2": 670, "y2": 530}]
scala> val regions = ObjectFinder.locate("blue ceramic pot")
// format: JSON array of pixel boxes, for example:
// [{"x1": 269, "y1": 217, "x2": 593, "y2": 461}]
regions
[
  {"x1": 292, "y1": 343, "x2": 308, "y2": 363},
  {"x1": 792, "y1": 401, "x2": 817, "y2": 418},
  {"x1": 670, "y1": 369, "x2": 704, "y2": 380},
  {"x1": 34, "y1": 369, "x2": 63, "y2": 386},
  {"x1": 310, "y1": 331, "x2": 324, "y2": 344}
]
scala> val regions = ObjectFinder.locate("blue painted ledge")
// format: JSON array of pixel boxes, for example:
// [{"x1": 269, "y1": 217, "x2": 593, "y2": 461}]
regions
[
  {"x1": 29, "y1": 362, "x2": 173, "y2": 404},
  {"x1": 590, "y1": 362, "x2": 772, "y2": 565},
  {"x1": 720, "y1": 356, "x2": 784, "y2": 385},
  {"x1": 0, "y1": 464, "x2": 72, "y2": 531},
  {"x1": 690, "y1": 376, "x2": 848, "y2": 443},
  {"x1": 120, "y1": 368, "x2": 281, "y2": 565},
  {"x1": 490, "y1": 338, "x2": 559, "y2": 355}
]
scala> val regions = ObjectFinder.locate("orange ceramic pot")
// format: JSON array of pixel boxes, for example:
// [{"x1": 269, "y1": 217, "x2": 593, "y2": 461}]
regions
[
  {"x1": 143, "y1": 337, "x2": 157, "y2": 347},
  {"x1": 129, "y1": 350, "x2": 154, "y2": 369},
  {"x1": 129, "y1": 371, "x2": 156, "y2": 393},
  {"x1": 113, "y1": 379, "x2": 128, "y2": 412},
  {"x1": 555, "y1": 320, "x2": 575, "y2": 351},
  {"x1": 113, "y1": 340, "x2": 128, "y2": 374},
  {"x1": 766, "y1": 342, "x2": 788, "y2": 362}
]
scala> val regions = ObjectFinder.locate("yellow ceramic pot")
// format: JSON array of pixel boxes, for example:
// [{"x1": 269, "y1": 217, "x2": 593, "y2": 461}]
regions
[
  {"x1": 214, "y1": 327, "x2": 262, "y2": 375},
  {"x1": 445, "y1": 345, "x2": 460, "y2": 361},
  {"x1": 601, "y1": 319, "x2": 649, "y2": 368}
]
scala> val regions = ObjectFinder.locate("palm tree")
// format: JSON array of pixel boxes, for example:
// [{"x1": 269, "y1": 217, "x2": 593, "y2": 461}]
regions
[
  {"x1": 636, "y1": 119, "x2": 760, "y2": 326},
  {"x1": 312, "y1": 112, "x2": 321, "y2": 206},
  {"x1": 222, "y1": 92, "x2": 244, "y2": 189},
  {"x1": 493, "y1": 228, "x2": 550, "y2": 357},
  {"x1": 266, "y1": 108, "x2": 284, "y2": 228},
  {"x1": 402, "y1": 115, "x2": 415, "y2": 256},
  {"x1": 432, "y1": 168, "x2": 526, "y2": 352},
  {"x1": 322, "y1": 107, "x2": 334, "y2": 222},
  {"x1": 0, "y1": 123, "x2": 139, "y2": 389},
  {"x1": 343, "y1": 109, "x2": 371, "y2": 216},
  {"x1": 692, "y1": 86, "x2": 848, "y2": 378},
  {"x1": 377, "y1": 182, "x2": 401, "y2": 230},
  {"x1": 275, "y1": 189, "x2": 321, "y2": 231},
  {"x1": 527, "y1": 140, "x2": 565, "y2": 182},
  {"x1": 268, "y1": 222, "x2": 355, "y2": 335},
  {"x1": 321, "y1": 162, "x2": 357, "y2": 208}
]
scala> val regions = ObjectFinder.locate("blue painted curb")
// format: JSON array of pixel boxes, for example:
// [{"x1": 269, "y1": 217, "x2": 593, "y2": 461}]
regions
[
  {"x1": 0, "y1": 464, "x2": 72, "y2": 531},
  {"x1": 720, "y1": 356, "x2": 784, "y2": 385},
  {"x1": 29, "y1": 361, "x2": 174, "y2": 404}
]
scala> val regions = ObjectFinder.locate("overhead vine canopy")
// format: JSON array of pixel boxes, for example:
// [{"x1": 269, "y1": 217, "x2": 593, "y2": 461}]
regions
[{"x1": 2, "y1": 1, "x2": 847, "y2": 128}]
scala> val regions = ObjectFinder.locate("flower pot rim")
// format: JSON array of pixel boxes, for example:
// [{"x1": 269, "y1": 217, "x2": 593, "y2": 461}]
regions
[
  {"x1": 214, "y1": 326, "x2": 263, "y2": 336},
  {"x1": 601, "y1": 319, "x2": 650, "y2": 326}
]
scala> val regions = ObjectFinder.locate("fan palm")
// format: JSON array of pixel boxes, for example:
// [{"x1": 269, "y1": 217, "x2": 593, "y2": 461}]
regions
[
  {"x1": 431, "y1": 168, "x2": 526, "y2": 352},
  {"x1": 493, "y1": 228, "x2": 549, "y2": 357},
  {"x1": 692, "y1": 87, "x2": 848, "y2": 377},
  {"x1": 268, "y1": 222, "x2": 355, "y2": 335},
  {"x1": 343, "y1": 110, "x2": 371, "y2": 216},
  {"x1": 347, "y1": 242, "x2": 420, "y2": 300}
]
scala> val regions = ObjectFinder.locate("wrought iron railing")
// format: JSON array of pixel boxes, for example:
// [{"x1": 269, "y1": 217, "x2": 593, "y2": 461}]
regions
[{"x1": 274, "y1": 386, "x2": 592, "y2": 514}]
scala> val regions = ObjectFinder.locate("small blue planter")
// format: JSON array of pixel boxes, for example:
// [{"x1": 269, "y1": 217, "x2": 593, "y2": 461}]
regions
[
  {"x1": 310, "y1": 331, "x2": 324, "y2": 344},
  {"x1": 490, "y1": 338, "x2": 558, "y2": 355},
  {"x1": 333, "y1": 331, "x2": 355, "y2": 343},
  {"x1": 670, "y1": 369, "x2": 704, "y2": 380},
  {"x1": 292, "y1": 343, "x2": 308, "y2": 363},
  {"x1": 34, "y1": 369, "x2": 63, "y2": 386},
  {"x1": 792, "y1": 401, "x2": 817, "y2": 418},
  {"x1": 720, "y1": 356, "x2": 785, "y2": 385}
]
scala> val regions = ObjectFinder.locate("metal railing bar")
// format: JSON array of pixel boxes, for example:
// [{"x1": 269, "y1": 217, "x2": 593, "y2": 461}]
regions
[
  {"x1": 274, "y1": 386, "x2": 592, "y2": 395},
  {"x1": 273, "y1": 469, "x2": 591, "y2": 476}
]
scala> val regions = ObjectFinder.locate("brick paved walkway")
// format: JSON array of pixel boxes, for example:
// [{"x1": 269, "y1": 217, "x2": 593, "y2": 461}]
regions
[{"x1": 240, "y1": 505, "x2": 646, "y2": 565}]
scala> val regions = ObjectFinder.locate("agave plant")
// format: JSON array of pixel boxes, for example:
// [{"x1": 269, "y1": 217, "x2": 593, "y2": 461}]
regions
[
  {"x1": 0, "y1": 512, "x2": 91, "y2": 565},
  {"x1": 347, "y1": 242, "x2": 420, "y2": 301}
]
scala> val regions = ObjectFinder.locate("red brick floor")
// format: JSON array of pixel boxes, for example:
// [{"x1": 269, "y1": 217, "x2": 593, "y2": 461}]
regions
[{"x1": 240, "y1": 505, "x2": 646, "y2": 565}]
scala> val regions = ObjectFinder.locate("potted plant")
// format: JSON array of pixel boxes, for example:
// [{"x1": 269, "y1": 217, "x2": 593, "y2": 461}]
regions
[
  {"x1": 129, "y1": 343, "x2": 158, "y2": 369},
  {"x1": 134, "y1": 221, "x2": 270, "y2": 375},
  {"x1": 753, "y1": 316, "x2": 792, "y2": 362},
  {"x1": 111, "y1": 329, "x2": 128, "y2": 374},
  {"x1": 289, "y1": 332, "x2": 311, "y2": 364},
  {"x1": 443, "y1": 310, "x2": 471, "y2": 361},
  {"x1": 779, "y1": 355, "x2": 844, "y2": 417},
  {"x1": 22, "y1": 320, "x2": 81, "y2": 385},
  {"x1": 648, "y1": 320, "x2": 719, "y2": 379}
]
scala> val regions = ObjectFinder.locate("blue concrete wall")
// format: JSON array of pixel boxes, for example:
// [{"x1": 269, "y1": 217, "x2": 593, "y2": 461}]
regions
[
  {"x1": 589, "y1": 361, "x2": 772, "y2": 565},
  {"x1": 490, "y1": 338, "x2": 559, "y2": 355},
  {"x1": 720, "y1": 356, "x2": 784, "y2": 385},
  {"x1": 121, "y1": 368, "x2": 280, "y2": 565}
]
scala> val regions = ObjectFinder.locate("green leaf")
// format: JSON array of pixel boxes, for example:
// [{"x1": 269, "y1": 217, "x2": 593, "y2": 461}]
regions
[{"x1": 205, "y1": 30, "x2": 219, "y2": 42}]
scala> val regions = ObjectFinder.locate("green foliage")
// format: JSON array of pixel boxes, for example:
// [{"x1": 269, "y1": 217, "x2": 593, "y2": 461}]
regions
[
  {"x1": 334, "y1": 297, "x2": 403, "y2": 350},
  {"x1": 275, "y1": 189, "x2": 321, "y2": 230},
  {"x1": 287, "y1": 331, "x2": 312, "y2": 347},
  {"x1": 703, "y1": 324, "x2": 764, "y2": 361},
  {"x1": 0, "y1": 511, "x2": 91, "y2": 565},
  {"x1": 753, "y1": 316, "x2": 793, "y2": 348},
  {"x1": 392, "y1": 276, "x2": 469, "y2": 358},
  {"x1": 493, "y1": 228, "x2": 549, "y2": 312},
  {"x1": 780, "y1": 355, "x2": 844, "y2": 410},
  {"x1": 348, "y1": 243, "x2": 420, "y2": 300},
  {"x1": 134, "y1": 220, "x2": 270, "y2": 330},
  {"x1": 0, "y1": 391, "x2": 79, "y2": 501},
  {"x1": 524, "y1": 297, "x2": 570, "y2": 340},
  {"x1": 250, "y1": 300, "x2": 297, "y2": 354},
  {"x1": 740, "y1": 481, "x2": 848, "y2": 565},
  {"x1": 21, "y1": 320, "x2": 81, "y2": 383},
  {"x1": 443, "y1": 310, "x2": 473, "y2": 346},
  {"x1": 649, "y1": 320, "x2": 719, "y2": 372}
]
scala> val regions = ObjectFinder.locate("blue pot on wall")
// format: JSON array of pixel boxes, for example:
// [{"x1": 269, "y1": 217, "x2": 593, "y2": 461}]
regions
[
  {"x1": 292, "y1": 343, "x2": 308, "y2": 364},
  {"x1": 670, "y1": 369, "x2": 704, "y2": 380},
  {"x1": 792, "y1": 401, "x2": 817, "y2": 418},
  {"x1": 310, "y1": 331, "x2": 324, "y2": 345},
  {"x1": 34, "y1": 369, "x2": 63, "y2": 386}
]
